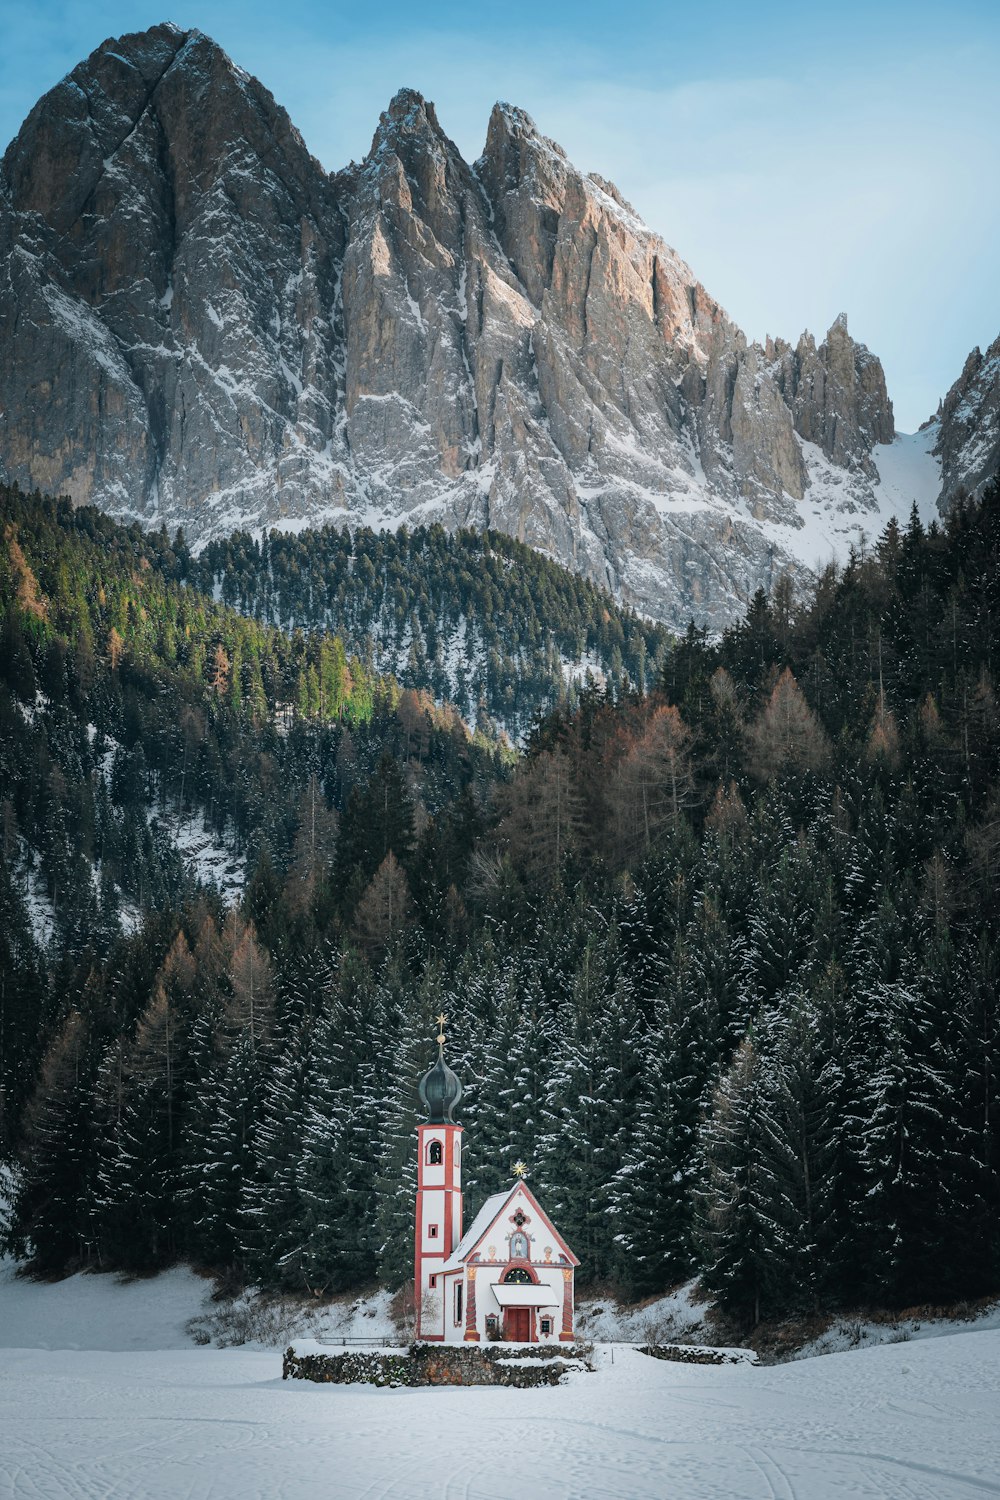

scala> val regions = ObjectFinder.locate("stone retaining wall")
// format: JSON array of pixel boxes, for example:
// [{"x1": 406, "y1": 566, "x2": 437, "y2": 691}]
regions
[
  {"x1": 638, "y1": 1343, "x2": 757, "y2": 1366},
  {"x1": 282, "y1": 1342, "x2": 594, "y2": 1387}
]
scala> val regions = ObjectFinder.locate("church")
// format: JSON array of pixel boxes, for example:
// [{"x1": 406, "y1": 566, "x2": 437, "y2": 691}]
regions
[{"x1": 414, "y1": 1017, "x2": 580, "y2": 1344}]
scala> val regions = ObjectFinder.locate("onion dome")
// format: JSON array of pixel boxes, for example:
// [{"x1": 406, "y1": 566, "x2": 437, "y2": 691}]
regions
[{"x1": 418, "y1": 1014, "x2": 462, "y2": 1123}]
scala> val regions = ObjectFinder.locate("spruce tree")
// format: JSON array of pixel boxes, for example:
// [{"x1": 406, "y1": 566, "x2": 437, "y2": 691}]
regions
[{"x1": 697, "y1": 1037, "x2": 766, "y2": 1325}]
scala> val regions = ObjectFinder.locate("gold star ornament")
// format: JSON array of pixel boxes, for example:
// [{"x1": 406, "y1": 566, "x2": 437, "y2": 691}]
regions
[
  {"x1": 435, "y1": 1012, "x2": 447, "y2": 1044},
  {"x1": 512, "y1": 1161, "x2": 528, "y2": 1178}
]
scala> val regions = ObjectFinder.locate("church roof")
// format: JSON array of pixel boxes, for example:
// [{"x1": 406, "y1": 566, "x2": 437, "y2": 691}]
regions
[
  {"x1": 442, "y1": 1182, "x2": 580, "y2": 1271},
  {"x1": 442, "y1": 1191, "x2": 510, "y2": 1271}
]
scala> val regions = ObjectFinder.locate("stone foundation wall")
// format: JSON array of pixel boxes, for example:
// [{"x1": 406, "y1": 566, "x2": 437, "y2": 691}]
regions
[{"x1": 282, "y1": 1342, "x2": 593, "y2": 1387}]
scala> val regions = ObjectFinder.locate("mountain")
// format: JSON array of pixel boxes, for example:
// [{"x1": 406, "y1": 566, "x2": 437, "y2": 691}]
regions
[{"x1": 0, "y1": 23, "x2": 996, "y2": 628}]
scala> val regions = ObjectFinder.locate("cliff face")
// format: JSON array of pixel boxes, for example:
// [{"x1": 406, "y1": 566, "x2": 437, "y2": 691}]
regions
[
  {"x1": 0, "y1": 24, "x2": 923, "y2": 628},
  {"x1": 934, "y1": 334, "x2": 1000, "y2": 508}
]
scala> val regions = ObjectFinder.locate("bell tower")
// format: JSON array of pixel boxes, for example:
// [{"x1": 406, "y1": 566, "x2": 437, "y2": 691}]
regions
[{"x1": 414, "y1": 1013, "x2": 463, "y2": 1340}]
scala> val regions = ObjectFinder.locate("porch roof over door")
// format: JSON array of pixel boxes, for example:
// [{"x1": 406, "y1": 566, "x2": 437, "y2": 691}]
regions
[{"x1": 488, "y1": 1284, "x2": 560, "y2": 1308}]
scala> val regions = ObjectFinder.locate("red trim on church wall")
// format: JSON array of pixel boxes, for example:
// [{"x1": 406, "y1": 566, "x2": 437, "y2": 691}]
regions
[{"x1": 414, "y1": 1124, "x2": 464, "y2": 1339}]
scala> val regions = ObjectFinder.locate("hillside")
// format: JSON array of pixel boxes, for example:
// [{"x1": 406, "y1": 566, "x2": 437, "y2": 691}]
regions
[
  {"x1": 0, "y1": 483, "x2": 511, "y2": 1140},
  {"x1": 2, "y1": 481, "x2": 997, "y2": 1323},
  {"x1": 194, "y1": 522, "x2": 669, "y2": 741}
]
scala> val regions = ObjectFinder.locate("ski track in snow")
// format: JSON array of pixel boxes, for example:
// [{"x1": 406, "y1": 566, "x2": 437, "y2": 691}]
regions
[{"x1": 0, "y1": 1260, "x2": 997, "y2": 1500}]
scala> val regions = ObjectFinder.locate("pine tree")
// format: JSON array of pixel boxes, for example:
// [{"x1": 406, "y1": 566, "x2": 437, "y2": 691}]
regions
[
  {"x1": 352, "y1": 852, "x2": 415, "y2": 955},
  {"x1": 372, "y1": 1002, "x2": 429, "y2": 1290},
  {"x1": 697, "y1": 1037, "x2": 766, "y2": 1325},
  {"x1": 292, "y1": 1002, "x2": 380, "y2": 1292},
  {"x1": 751, "y1": 999, "x2": 841, "y2": 1314},
  {"x1": 841, "y1": 973, "x2": 967, "y2": 1304},
  {"x1": 240, "y1": 1026, "x2": 313, "y2": 1287},
  {"x1": 95, "y1": 974, "x2": 189, "y2": 1269},
  {"x1": 11, "y1": 1011, "x2": 94, "y2": 1269},
  {"x1": 185, "y1": 1031, "x2": 262, "y2": 1270},
  {"x1": 611, "y1": 940, "x2": 721, "y2": 1292},
  {"x1": 536, "y1": 947, "x2": 641, "y2": 1281},
  {"x1": 748, "y1": 668, "x2": 831, "y2": 782}
]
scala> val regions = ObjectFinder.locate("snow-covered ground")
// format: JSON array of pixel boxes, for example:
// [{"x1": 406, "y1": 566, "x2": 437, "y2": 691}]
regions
[
  {"x1": 1, "y1": 1260, "x2": 998, "y2": 1499},
  {"x1": 152, "y1": 808, "x2": 246, "y2": 902},
  {"x1": 1, "y1": 1324, "x2": 997, "y2": 1498},
  {"x1": 759, "y1": 426, "x2": 944, "y2": 575},
  {"x1": 576, "y1": 1281, "x2": 707, "y2": 1344}
]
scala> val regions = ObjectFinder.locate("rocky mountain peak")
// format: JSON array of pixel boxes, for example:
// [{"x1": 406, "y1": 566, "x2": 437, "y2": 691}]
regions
[
  {"x1": 769, "y1": 313, "x2": 894, "y2": 477},
  {"x1": 369, "y1": 87, "x2": 450, "y2": 156},
  {"x1": 3, "y1": 23, "x2": 986, "y2": 632},
  {"x1": 3, "y1": 24, "x2": 186, "y2": 230}
]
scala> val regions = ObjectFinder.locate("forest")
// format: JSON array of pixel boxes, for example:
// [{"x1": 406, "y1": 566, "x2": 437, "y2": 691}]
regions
[
  {"x1": 193, "y1": 522, "x2": 669, "y2": 740},
  {"x1": 1, "y1": 480, "x2": 997, "y2": 1327}
]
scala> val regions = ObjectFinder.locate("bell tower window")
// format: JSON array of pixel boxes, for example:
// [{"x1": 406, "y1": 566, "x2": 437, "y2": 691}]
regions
[{"x1": 427, "y1": 1139, "x2": 443, "y2": 1166}]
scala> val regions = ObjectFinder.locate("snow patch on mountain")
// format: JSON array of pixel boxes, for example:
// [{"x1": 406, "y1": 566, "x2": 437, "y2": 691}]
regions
[{"x1": 872, "y1": 424, "x2": 943, "y2": 523}]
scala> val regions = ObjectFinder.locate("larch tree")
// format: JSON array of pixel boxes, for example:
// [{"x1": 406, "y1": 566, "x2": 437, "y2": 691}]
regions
[
  {"x1": 748, "y1": 668, "x2": 831, "y2": 782},
  {"x1": 352, "y1": 851, "x2": 415, "y2": 956},
  {"x1": 609, "y1": 704, "x2": 697, "y2": 865}
]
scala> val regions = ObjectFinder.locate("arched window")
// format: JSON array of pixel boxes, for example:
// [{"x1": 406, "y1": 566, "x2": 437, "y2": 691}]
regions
[
  {"x1": 427, "y1": 1139, "x2": 443, "y2": 1165},
  {"x1": 509, "y1": 1230, "x2": 529, "y2": 1259},
  {"x1": 503, "y1": 1266, "x2": 533, "y2": 1285}
]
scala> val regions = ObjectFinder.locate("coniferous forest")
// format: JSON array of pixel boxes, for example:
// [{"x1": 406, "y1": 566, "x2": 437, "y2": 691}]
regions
[{"x1": 1, "y1": 480, "x2": 998, "y2": 1327}]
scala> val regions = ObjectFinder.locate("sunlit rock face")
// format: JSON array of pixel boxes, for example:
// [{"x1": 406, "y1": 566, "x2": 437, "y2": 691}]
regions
[
  {"x1": 933, "y1": 335, "x2": 1000, "y2": 509},
  {"x1": 10, "y1": 23, "x2": 978, "y2": 631}
]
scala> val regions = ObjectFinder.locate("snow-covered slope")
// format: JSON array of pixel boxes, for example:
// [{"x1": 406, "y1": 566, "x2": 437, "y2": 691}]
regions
[
  {"x1": 0, "y1": 1258, "x2": 208, "y2": 1352},
  {"x1": 0, "y1": 1284, "x2": 996, "y2": 1500},
  {"x1": 707, "y1": 423, "x2": 944, "y2": 579}
]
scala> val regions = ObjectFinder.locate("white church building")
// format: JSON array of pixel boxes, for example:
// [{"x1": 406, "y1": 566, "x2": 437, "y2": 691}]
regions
[{"x1": 414, "y1": 1017, "x2": 580, "y2": 1344}]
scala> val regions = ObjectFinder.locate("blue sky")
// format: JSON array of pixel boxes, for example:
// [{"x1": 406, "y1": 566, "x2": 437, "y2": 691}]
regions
[{"x1": 2, "y1": 0, "x2": 998, "y2": 430}]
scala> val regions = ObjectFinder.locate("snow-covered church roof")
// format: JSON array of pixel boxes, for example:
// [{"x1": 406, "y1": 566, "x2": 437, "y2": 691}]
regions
[{"x1": 443, "y1": 1192, "x2": 511, "y2": 1270}]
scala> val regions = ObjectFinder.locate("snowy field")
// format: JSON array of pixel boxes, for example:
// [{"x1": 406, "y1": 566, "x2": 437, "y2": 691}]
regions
[{"x1": 1, "y1": 1263, "x2": 998, "y2": 1499}]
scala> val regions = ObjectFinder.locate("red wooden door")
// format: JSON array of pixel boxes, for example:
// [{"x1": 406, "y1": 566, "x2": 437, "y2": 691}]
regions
[{"x1": 506, "y1": 1307, "x2": 531, "y2": 1341}]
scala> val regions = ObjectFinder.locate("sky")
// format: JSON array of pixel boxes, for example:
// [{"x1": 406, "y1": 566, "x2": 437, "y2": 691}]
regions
[{"x1": 1, "y1": 0, "x2": 998, "y2": 431}]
